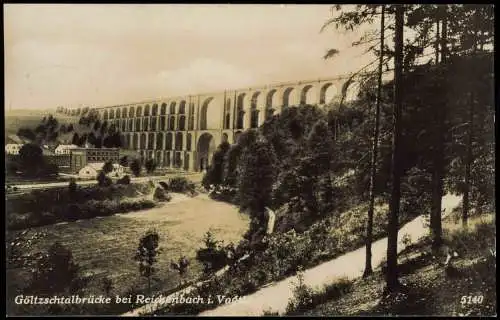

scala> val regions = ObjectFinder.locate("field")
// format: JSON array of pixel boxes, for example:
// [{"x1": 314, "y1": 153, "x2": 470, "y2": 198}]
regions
[{"x1": 6, "y1": 193, "x2": 250, "y2": 315}]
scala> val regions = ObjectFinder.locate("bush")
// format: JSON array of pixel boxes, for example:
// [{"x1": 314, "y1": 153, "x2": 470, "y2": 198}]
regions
[
  {"x1": 97, "y1": 171, "x2": 112, "y2": 187},
  {"x1": 28, "y1": 242, "x2": 88, "y2": 295},
  {"x1": 285, "y1": 271, "x2": 315, "y2": 315},
  {"x1": 209, "y1": 186, "x2": 237, "y2": 203},
  {"x1": 7, "y1": 198, "x2": 156, "y2": 230},
  {"x1": 145, "y1": 159, "x2": 157, "y2": 174},
  {"x1": 196, "y1": 231, "x2": 230, "y2": 274},
  {"x1": 286, "y1": 273, "x2": 352, "y2": 315},
  {"x1": 159, "y1": 181, "x2": 169, "y2": 191},
  {"x1": 169, "y1": 177, "x2": 196, "y2": 194},
  {"x1": 103, "y1": 161, "x2": 114, "y2": 174},
  {"x1": 117, "y1": 175, "x2": 131, "y2": 185},
  {"x1": 263, "y1": 309, "x2": 280, "y2": 316},
  {"x1": 119, "y1": 156, "x2": 129, "y2": 167},
  {"x1": 153, "y1": 187, "x2": 171, "y2": 202},
  {"x1": 130, "y1": 159, "x2": 142, "y2": 177}
]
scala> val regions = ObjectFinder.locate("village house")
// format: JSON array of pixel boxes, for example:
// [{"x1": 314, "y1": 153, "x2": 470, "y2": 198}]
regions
[
  {"x1": 55, "y1": 144, "x2": 79, "y2": 155},
  {"x1": 78, "y1": 162, "x2": 125, "y2": 179},
  {"x1": 5, "y1": 144, "x2": 23, "y2": 155}
]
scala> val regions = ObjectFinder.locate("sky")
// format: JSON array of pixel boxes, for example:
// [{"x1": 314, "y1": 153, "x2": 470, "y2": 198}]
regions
[{"x1": 4, "y1": 4, "x2": 376, "y2": 110}]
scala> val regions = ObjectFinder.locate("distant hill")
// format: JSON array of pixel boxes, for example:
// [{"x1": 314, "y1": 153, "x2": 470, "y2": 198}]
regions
[
  {"x1": 5, "y1": 109, "x2": 124, "y2": 150},
  {"x1": 5, "y1": 109, "x2": 79, "y2": 138}
]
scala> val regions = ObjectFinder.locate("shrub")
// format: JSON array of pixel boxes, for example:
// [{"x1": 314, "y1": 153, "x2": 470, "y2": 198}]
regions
[
  {"x1": 103, "y1": 161, "x2": 114, "y2": 174},
  {"x1": 263, "y1": 309, "x2": 280, "y2": 316},
  {"x1": 158, "y1": 181, "x2": 169, "y2": 191},
  {"x1": 145, "y1": 159, "x2": 157, "y2": 174},
  {"x1": 117, "y1": 175, "x2": 131, "y2": 185},
  {"x1": 97, "y1": 171, "x2": 112, "y2": 187},
  {"x1": 285, "y1": 273, "x2": 352, "y2": 315},
  {"x1": 7, "y1": 198, "x2": 156, "y2": 230},
  {"x1": 153, "y1": 187, "x2": 171, "y2": 202},
  {"x1": 169, "y1": 177, "x2": 196, "y2": 194},
  {"x1": 130, "y1": 159, "x2": 142, "y2": 177},
  {"x1": 285, "y1": 271, "x2": 315, "y2": 315},
  {"x1": 119, "y1": 156, "x2": 129, "y2": 167},
  {"x1": 196, "y1": 231, "x2": 229, "y2": 274},
  {"x1": 28, "y1": 242, "x2": 88, "y2": 295}
]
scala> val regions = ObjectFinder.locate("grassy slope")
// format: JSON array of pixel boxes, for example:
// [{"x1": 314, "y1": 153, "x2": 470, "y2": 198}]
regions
[{"x1": 303, "y1": 213, "x2": 496, "y2": 317}]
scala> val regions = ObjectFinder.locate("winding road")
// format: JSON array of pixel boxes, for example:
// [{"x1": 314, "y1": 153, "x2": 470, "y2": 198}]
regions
[
  {"x1": 198, "y1": 193, "x2": 462, "y2": 316},
  {"x1": 121, "y1": 193, "x2": 462, "y2": 317}
]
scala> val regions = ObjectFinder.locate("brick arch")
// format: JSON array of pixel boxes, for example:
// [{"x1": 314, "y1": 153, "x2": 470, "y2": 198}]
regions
[
  {"x1": 175, "y1": 132, "x2": 183, "y2": 151},
  {"x1": 133, "y1": 133, "x2": 139, "y2": 149},
  {"x1": 148, "y1": 132, "x2": 155, "y2": 150},
  {"x1": 166, "y1": 132, "x2": 173, "y2": 150},
  {"x1": 186, "y1": 133, "x2": 192, "y2": 151},
  {"x1": 199, "y1": 97, "x2": 215, "y2": 130},
  {"x1": 282, "y1": 87, "x2": 298, "y2": 107},
  {"x1": 235, "y1": 93, "x2": 246, "y2": 129},
  {"x1": 156, "y1": 132, "x2": 163, "y2": 150},
  {"x1": 168, "y1": 116, "x2": 175, "y2": 131},
  {"x1": 140, "y1": 133, "x2": 146, "y2": 149},
  {"x1": 300, "y1": 84, "x2": 315, "y2": 105},
  {"x1": 223, "y1": 98, "x2": 231, "y2": 129},
  {"x1": 169, "y1": 101, "x2": 176, "y2": 114},
  {"x1": 179, "y1": 100, "x2": 186, "y2": 114},
  {"x1": 319, "y1": 82, "x2": 338, "y2": 104},
  {"x1": 250, "y1": 91, "x2": 261, "y2": 128},
  {"x1": 178, "y1": 115, "x2": 186, "y2": 131},
  {"x1": 196, "y1": 132, "x2": 216, "y2": 172}
]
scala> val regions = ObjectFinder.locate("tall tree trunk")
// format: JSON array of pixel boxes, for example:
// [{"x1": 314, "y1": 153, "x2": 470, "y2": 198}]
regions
[
  {"x1": 462, "y1": 31, "x2": 479, "y2": 228},
  {"x1": 430, "y1": 8, "x2": 448, "y2": 250},
  {"x1": 386, "y1": 4, "x2": 404, "y2": 293},
  {"x1": 435, "y1": 15, "x2": 440, "y2": 64},
  {"x1": 462, "y1": 91, "x2": 474, "y2": 227},
  {"x1": 364, "y1": 4, "x2": 385, "y2": 278}
]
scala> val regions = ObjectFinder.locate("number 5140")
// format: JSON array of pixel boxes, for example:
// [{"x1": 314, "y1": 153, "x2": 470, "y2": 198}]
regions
[{"x1": 460, "y1": 295, "x2": 484, "y2": 305}]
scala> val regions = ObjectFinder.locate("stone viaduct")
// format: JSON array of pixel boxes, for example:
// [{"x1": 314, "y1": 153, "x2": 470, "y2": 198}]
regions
[{"x1": 66, "y1": 76, "x2": 355, "y2": 172}]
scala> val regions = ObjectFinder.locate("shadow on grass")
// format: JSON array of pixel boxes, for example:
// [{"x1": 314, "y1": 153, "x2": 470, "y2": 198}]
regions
[{"x1": 365, "y1": 283, "x2": 437, "y2": 316}]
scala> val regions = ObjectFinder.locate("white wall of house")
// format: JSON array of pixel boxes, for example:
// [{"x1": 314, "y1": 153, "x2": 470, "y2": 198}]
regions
[
  {"x1": 5, "y1": 144, "x2": 23, "y2": 155},
  {"x1": 78, "y1": 166, "x2": 99, "y2": 179},
  {"x1": 55, "y1": 144, "x2": 78, "y2": 155},
  {"x1": 78, "y1": 163, "x2": 125, "y2": 179}
]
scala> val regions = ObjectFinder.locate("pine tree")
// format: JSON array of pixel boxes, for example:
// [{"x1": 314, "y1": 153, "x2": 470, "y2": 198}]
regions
[
  {"x1": 386, "y1": 4, "x2": 404, "y2": 293},
  {"x1": 237, "y1": 138, "x2": 277, "y2": 220}
]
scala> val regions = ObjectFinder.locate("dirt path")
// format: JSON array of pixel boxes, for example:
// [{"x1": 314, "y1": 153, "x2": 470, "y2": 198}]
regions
[{"x1": 197, "y1": 194, "x2": 462, "y2": 316}]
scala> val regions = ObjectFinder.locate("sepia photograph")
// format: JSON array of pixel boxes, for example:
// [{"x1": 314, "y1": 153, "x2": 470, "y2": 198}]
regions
[{"x1": 4, "y1": 4, "x2": 496, "y2": 317}]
